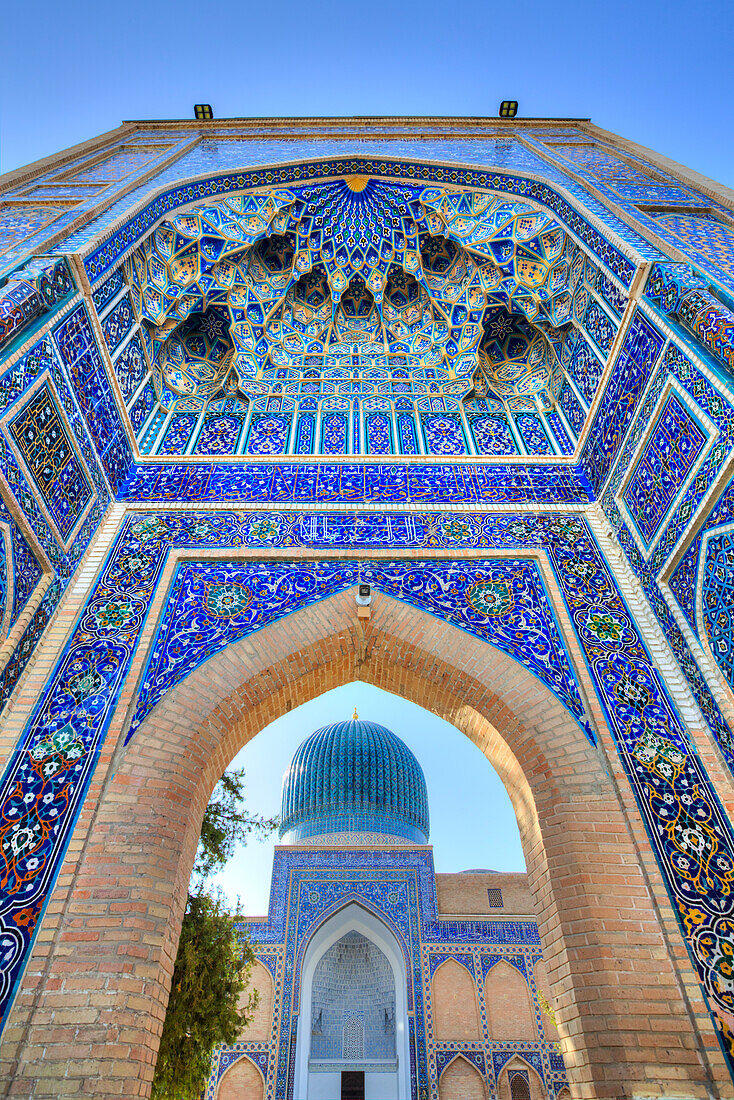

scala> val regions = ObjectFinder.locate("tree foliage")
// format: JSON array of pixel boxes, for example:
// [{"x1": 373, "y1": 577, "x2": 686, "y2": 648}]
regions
[
  {"x1": 193, "y1": 767, "x2": 277, "y2": 884},
  {"x1": 151, "y1": 768, "x2": 278, "y2": 1100}
]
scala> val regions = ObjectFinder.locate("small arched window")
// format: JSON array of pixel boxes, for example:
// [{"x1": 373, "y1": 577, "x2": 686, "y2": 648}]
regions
[
  {"x1": 509, "y1": 1069, "x2": 530, "y2": 1100},
  {"x1": 342, "y1": 1015, "x2": 364, "y2": 1060}
]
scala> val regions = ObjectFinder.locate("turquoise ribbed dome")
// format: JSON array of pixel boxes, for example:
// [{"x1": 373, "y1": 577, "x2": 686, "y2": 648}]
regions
[{"x1": 279, "y1": 718, "x2": 429, "y2": 844}]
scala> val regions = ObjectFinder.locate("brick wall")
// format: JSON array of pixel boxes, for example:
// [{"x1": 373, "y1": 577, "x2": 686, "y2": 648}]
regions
[
  {"x1": 237, "y1": 961, "x2": 273, "y2": 1042},
  {"x1": 484, "y1": 960, "x2": 536, "y2": 1041},
  {"x1": 435, "y1": 873, "x2": 534, "y2": 916},
  {"x1": 439, "y1": 1056, "x2": 486, "y2": 1100}
]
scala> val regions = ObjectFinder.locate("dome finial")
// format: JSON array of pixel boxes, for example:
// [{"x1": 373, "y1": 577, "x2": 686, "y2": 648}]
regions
[{"x1": 352, "y1": 707, "x2": 359, "y2": 721}]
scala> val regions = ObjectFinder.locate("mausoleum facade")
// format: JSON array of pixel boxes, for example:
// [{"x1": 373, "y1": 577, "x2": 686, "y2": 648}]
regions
[
  {"x1": 210, "y1": 715, "x2": 566, "y2": 1100},
  {"x1": 0, "y1": 114, "x2": 733, "y2": 1098}
]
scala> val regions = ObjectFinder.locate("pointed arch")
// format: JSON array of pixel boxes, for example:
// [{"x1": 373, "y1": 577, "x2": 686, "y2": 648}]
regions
[
  {"x1": 497, "y1": 1057, "x2": 544, "y2": 1100},
  {"x1": 293, "y1": 901, "x2": 410, "y2": 1100},
  {"x1": 216, "y1": 1055, "x2": 264, "y2": 1100},
  {"x1": 484, "y1": 959, "x2": 536, "y2": 1041},
  {"x1": 439, "y1": 1055, "x2": 486, "y2": 1100},
  {"x1": 431, "y1": 958, "x2": 481, "y2": 1039},
  {"x1": 11, "y1": 590, "x2": 715, "y2": 1098}
]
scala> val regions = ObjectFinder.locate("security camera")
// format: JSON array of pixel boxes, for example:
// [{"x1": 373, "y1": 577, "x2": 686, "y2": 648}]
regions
[{"x1": 356, "y1": 583, "x2": 372, "y2": 607}]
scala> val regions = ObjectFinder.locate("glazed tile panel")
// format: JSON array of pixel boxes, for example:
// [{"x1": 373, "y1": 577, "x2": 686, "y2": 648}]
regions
[
  {"x1": 601, "y1": 337, "x2": 734, "y2": 769},
  {"x1": 0, "y1": 511, "x2": 733, "y2": 1075},
  {"x1": 8, "y1": 383, "x2": 93, "y2": 540},
  {"x1": 621, "y1": 391, "x2": 707, "y2": 546},
  {"x1": 0, "y1": 496, "x2": 43, "y2": 636},
  {"x1": 119, "y1": 462, "x2": 593, "y2": 505},
  {"x1": 0, "y1": 335, "x2": 110, "y2": 710},
  {"x1": 53, "y1": 305, "x2": 133, "y2": 492},
  {"x1": 581, "y1": 311, "x2": 665, "y2": 495},
  {"x1": 127, "y1": 557, "x2": 594, "y2": 744}
]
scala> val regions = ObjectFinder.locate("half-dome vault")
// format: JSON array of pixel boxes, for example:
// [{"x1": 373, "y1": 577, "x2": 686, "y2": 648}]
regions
[{"x1": 124, "y1": 176, "x2": 620, "y2": 457}]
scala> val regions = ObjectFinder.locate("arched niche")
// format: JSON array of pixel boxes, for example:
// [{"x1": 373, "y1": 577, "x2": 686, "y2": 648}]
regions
[
  {"x1": 217, "y1": 1055, "x2": 264, "y2": 1100},
  {"x1": 497, "y1": 1057, "x2": 544, "y2": 1100},
  {"x1": 438, "y1": 1055, "x2": 486, "y2": 1100},
  {"x1": 294, "y1": 902, "x2": 410, "y2": 1100},
  {"x1": 484, "y1": 959, "x2": 536, "y2": 1041},
  {"x1": 5, "y1": 589, "x2": 718, "y2": 1098},
  {"x1": 431, "y1": 958, "x2": 481, "y2": 1039}
]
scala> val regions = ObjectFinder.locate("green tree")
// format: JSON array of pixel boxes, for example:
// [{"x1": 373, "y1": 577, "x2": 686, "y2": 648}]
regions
[{"x1": 151, "y1": 768, "x2": 278, "y2": 1100}]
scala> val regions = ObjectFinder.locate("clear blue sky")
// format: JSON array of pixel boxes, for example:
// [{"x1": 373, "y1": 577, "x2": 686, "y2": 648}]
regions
[
  {"x1": 211, "y1": 683, "x2": 525, "y2": 915},
  {"x1": 2, "y1": 0, "x2": 733, "y2": 188}
]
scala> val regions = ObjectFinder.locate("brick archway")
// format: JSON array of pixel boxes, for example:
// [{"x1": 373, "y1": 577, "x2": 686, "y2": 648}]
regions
[{"x1": 2, "y1": 590, "x2": 718, "y2": 1098}]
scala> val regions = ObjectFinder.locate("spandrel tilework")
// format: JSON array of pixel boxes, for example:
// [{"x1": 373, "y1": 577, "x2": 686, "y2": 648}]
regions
[{"x1": 1, "y1": 510, "x2": 734, "y2": 1076}]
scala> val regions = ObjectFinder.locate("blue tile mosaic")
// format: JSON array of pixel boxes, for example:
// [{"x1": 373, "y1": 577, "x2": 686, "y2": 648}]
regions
[
  {"x1": 0, "y1": 495, "x2": 43, "y2": 633},
  {"x1": 53, "y1": 304, "x2": 133, "y2": 492},
  {"x1": 601, "y1": 338, "x2": 734, "y2": 775},
  {"x1": 0, "y1": 335, "x2": 110, "y2": 710},
  {"x1": 112, "y1": 334, "x2": 148, "y2": 403},
  {"x1": 0, "y1": 508, "x2": 732, "y2": 1075},
  {"x1": 119, "y1": 462, "x2": 593, "y2": 505},
  {"x1": 621, "y1": 391, "x2": 707, "y2": 547},
  {"x1": 701, "y1": 530, "x2": 734, "y2": 695},
  {"x1": 76, "y1": 156, "x2": 643, "y2": 288},
  {"x1": 8, "y1": 382, "x2": 93, "y2": 540},
  {"x1": 581, "y1": 311, "x2": 665, "y2": 495},
  {"x1": 101, "y1": 295, "x2": 134, "y2": 354},
  {"x1": 127, "y1": 558, "x2": 594, "y2": 744}
]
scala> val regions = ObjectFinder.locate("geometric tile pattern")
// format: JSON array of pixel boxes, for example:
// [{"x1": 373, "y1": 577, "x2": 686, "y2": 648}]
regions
[
  {"x1": 123, "y1": 179, "x2": 601, "y2": 455},
  {"x1": 581, "y1": 311, "x2": 665, "y2": 495},
  {"x1": 653, "y1": 212, "x2": 734, "y2": 283},
  {"x1": 1, "y1": 511, "x2": 734, "y2": 1074},
  {"x1": 622, "y1": 392, "x2": 707, "y2": 546},
  {"x1": 0, "y1": 256, "x2": 73, "y2": 352},
  {"x1": 702, "y1": 530, "x2": 734, "y2": 694},
  {"x1": 53, "y1": 305, "x2": 133, "y2": 493},
  {"x1": 0, "y1": 334, "x2": 110, "y2": 713},
  {"x1": 8, "y1": 382, "x2": 93, "y2": 539},
  {"x1": 81, "y1": 158, "x2": 640, "y2": 289},
  {"x1": 0, "y1": 495, "x2": 43, "y2": 635},
  {"x1": 601, "y1": 340, "x2": 734, "y2": 772}
]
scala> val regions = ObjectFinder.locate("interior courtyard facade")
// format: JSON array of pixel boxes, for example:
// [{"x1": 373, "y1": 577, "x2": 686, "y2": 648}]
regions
[{"x1": 0, "y1": 114, "x2": 733, "y2": 1098}]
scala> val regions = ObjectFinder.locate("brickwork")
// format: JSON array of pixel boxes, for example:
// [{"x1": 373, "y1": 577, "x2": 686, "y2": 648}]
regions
[
  {"x1": 532, "y1": 958, "x2": 560, "y2": 1042},
  {"x1": 216, "y1": 1056, "x2": 264, "y2": 1100},
  {"x1": 0, "y1": 588, "x2": 723, "y2": 1097},
  {"x1": 432, "y1": 960, "x2": 482, "y2": 1040},
  {"x1": 237, "y1": 962, "x2": 273, "y2": 1042},
  {"x1": 484, "y1": 961, "x2": 536, "y2": 1041},
  {"x1": 435, "y1": 874, "x2": 534, "y2": 916},
  {"x1": 439, "y1": 1056, "x2": 487, "y2": 1100}
]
